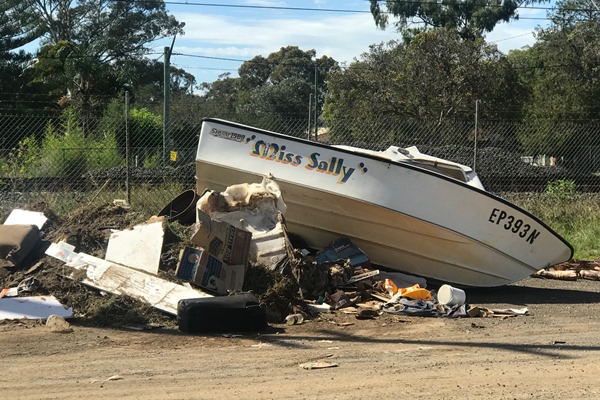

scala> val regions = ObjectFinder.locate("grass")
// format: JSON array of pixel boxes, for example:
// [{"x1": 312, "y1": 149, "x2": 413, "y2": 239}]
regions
[
  {"x1": 0, "y1": 182, "x2": 189, "y2": 220},
  {"x1": 503, "y1": 192, "x2": 600, "y2": 260}
]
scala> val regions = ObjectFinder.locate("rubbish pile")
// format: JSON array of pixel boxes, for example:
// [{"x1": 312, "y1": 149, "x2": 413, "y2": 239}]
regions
[{"x1": 0, "y1": 178, "x2": 532, "y2": 333}]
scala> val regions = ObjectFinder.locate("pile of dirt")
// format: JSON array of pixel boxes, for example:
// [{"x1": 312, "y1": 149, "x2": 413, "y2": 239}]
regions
[{"x1": 0, "y1": 202, "x2": 300, "y2": 328}]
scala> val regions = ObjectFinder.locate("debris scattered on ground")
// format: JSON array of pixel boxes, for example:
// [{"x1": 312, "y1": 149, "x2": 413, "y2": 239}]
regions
[
  {"x1": 534, "y1": 260, "x2": 600, "y2": 281},
  {"x1": 1, "y1": 178, "x2": 562, "y2": 333},
  {"x1": 300, "y1": 361, "x2": 338, "y2": 370}
]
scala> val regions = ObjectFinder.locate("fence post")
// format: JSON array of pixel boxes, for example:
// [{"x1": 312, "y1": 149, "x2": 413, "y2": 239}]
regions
[
  {"x1": 307, "y1": 94, "x2": 312, "y2": 140},
  {"x1": 474, "y1": 99, "x2": 479, "y2": 171},
  {"x1": 314, "y1": 64, "x2": 318, "y2": 142},
  {"x1": 125, "y1": 91, "x2": 131, "y2": 205},
  {"x1": 163, "y1": 46, "x2": 171, "y2": 167}
]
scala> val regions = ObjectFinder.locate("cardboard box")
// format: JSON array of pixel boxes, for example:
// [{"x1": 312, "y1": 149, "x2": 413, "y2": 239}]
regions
[
  {"x1": 176, "y1": 246, "x2": 245, "y2": 295},
  {"x1": 191, "y1": 210, "x2": 252, "y2": 265}
]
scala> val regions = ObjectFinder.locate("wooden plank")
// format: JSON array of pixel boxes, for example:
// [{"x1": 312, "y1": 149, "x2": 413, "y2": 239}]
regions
[
  {"x1": 45, "y1": 244, "x2": 213, "y2": 316},
  {"x1": 69, "y1": 253, "x2": 212, "y2": 315}
]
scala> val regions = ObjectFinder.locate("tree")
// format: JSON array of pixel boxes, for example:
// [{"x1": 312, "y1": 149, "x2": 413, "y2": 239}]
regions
[
  {"x1": 0, "y1": 0, "x2": 43, "y2": 52},
  {"x1": 512, "y1": 1, "x2": 600, "y2": 170},
  {"x1": 323, "y1": 29, "x2": 525, "y2": 145},
  {"x1": 236, "y1": 46, "x2": 339, "y2": 135},
  {"x1": 237, "y1": 77, "x2": 314, "y2": 135},
  {"x1": 196, "y1": 73, "x2": 240, "y2": 120},
  {"x1": 26, "y1": 0, "x2": 185, "y2": 128},
  {"x1": 369, "y1": 0, "x2": 534, "y2": 39}
]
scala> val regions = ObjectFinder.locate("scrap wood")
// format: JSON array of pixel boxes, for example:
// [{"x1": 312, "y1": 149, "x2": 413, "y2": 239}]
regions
[
  {"x1": 579, "y1": 269, "x2": 600, "y2": 281},
  {"x1": 467, "y1": 305, "x2": 528, "y2": 318},
  {"x1": 553, "y1": 259, "x2": 600, "y2": 271},
  {"x1": 370, "y1": 292, "x2": 392, "y2": 302},
  {"x1": 346, "y1": 269, "x2": 380, "y2": 284},
  {"x1": 489, "y1": 307, "x2": 529, "y2": 316},
  {"x1": 46, "y1": 244, "x2": 212, "y2": 315},
  {"x1": 69, "y1": 253, "x2": 212, "y2": 315},
  {"x1": 532, "y1": 269, "x2": 577, "y2": 281}
]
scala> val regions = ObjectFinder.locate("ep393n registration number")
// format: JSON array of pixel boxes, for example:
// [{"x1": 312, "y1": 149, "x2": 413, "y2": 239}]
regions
[{"x1": 488, "y1": 208, "x2": 540, "y2": 244}]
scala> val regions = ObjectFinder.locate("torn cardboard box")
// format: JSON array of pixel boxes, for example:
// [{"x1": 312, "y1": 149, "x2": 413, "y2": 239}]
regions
[
  {"x1": 191, "y1": 210, "x2": 252, "y2": 265},
  {"x1": 176, "y1": 246, "x2": 245, "y2": 295},
  {"x1": 196, "y1": 177, "x2": 289, "y2": 267}
]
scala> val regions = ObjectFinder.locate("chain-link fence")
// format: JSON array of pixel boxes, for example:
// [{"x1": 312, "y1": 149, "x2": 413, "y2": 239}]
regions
[{"x1": 1, "y1": 107, "x2": 599, "y2": 216}]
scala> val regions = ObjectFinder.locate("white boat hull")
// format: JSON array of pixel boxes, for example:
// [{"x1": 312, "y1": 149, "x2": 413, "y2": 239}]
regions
[{"x1": 195, "y1": 119, "x2": 574, "y2": 287}]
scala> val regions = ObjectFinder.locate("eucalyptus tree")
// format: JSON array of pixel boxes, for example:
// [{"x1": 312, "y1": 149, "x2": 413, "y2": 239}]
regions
[
  {"x1": 197, "y1": 73, "x2": 240, "y2": 121},
  {"x1": 369, "y1": 0, "x2": 546, "y2": 39},
  {"x1": 512, "y1": 0, "x2": 600, "y2": 170},
  {"x1": 323, "y1": 29, "x2": 524, "y2": 145},
  {"x1": 236, "y1": 46, "x2": 339, "y2": 135}
]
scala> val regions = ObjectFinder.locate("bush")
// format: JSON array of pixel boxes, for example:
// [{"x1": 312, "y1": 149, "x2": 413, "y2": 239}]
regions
[
  {"x1": 36, "y1": 109, "x2": 88, "y2": 177},
  {"x1": 546, "y1": 179, "x2": 576, "y2": 203},
  {"x1": 29, "y1": 108, "x2": 123, "y2": 177}
]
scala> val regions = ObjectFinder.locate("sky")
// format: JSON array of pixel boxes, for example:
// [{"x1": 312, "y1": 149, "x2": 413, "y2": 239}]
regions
[{"x1": 151, "y1": 0, "x2": 555, "y2": 86}]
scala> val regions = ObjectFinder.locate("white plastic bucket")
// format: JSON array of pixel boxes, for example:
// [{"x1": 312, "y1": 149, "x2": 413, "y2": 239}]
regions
[{"x1": 437, "y1": 284, "x2": 466, "y2": 306}]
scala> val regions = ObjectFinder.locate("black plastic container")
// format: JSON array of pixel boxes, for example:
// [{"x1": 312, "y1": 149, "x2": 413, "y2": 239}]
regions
[{"x1": 177, "y1": 293, "x2": 267, "y2": 333}]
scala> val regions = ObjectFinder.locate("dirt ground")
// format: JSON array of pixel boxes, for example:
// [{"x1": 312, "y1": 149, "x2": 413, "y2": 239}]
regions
[
  {"x1": 1, "y1": 203, "x2": 600, "y2": 399},
  {"x1": 1, "y1": 276, "x2": 599, "y2": 400}
]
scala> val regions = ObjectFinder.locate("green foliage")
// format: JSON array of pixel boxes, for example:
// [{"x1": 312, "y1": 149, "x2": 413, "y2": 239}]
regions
[
  {"x1": 29, "y1": 108, "x2": 123, "y2": 177},
  {"x1": 520, "y1": 15, "x2": 600, "y2": 122},
  {"x1": 129, "y1": 107, "x2": 163, "y2": 150},
  {"x1": 0, "y1": 0, "x2": 42, "y2": 52},
  {"x1": 545, "y1": 179, "x2": 577, "y2": 203},
  {"x1": 517, "y1": 121, "x2": 574, "y2": 157},
  {"x1": 22, "y1": 0, "x2": 185, "y2": 118},
  {"x1": 36, "y1": 108, "x2": 88, "y2": 177},
  {"x1": 369, "y1": 0, "x2": 522, "y2": 39},
  {"x1": 506, "y1": 192, "x2": 600, "y2": 260},
  {"x1": 1, "y1": 136, "x2": 40, "y2": 178},
  {"x1": 235, "y1": 46, "x2": 339, "y2": 134},
  {"x1": 97, "y1": 99, "x2": 163, "y2": 161},
  {"x1": 143, "y1": 152, "x2": 163, "y2": 168},
  {"x1": 323, "y1": 30, "x2": 523, "y2": 144},
  {"x1": 90, "y1": 130, "x2": 122, "y2": 169},
  {"x1": 236, "y1": 77, "x2": 313, "y2": 136},
  {"x1": 196, "y1": 73, "x2": 240, "y2": 120}
]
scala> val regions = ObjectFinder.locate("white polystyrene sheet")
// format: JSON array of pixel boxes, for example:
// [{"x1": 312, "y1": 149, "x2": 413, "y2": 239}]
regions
[
  {"x1": 67, "y1": 252, "x2": 212, "y2": 315},
  {"x1": 4, "y1": 209, "x2": 48, "y2": 229},
  {"x1": 105, "y1": 217, "x2": 165, "y2": 275},
  {"x1": 0, "y1": 296, "x2": 73, "y2": 320}
]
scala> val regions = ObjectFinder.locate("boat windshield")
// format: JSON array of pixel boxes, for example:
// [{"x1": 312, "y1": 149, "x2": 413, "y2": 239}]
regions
[{"x1": 334, "y1": 144, "x2": 485, "y2": 190}]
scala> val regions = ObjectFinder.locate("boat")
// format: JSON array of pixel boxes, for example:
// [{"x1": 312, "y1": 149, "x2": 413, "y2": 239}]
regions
[{"x1": 194, "y1": 118, "x2": 574, "y2": 287}]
